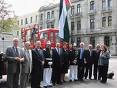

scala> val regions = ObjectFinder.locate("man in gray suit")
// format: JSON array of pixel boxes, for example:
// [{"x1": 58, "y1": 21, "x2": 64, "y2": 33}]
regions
[
  {"x1": 20, "y1": 41, "x2": 32, "y2": 88},
  {"x1": 5, "y1": 38, "x2": 25, "y2": 88}
]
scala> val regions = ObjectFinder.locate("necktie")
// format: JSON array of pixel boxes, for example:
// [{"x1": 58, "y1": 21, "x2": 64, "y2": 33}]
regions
[
  {"x1": 90, "y1": 50, "x2": 92, "y2": 56},
  {"x1": 80, "y1": 48, "x2": 83, "y2": 59},
  {"x1": 57, "y1": 48, "x2": 59, "y2": 54},
  {"x1": 27, "y1": 50, "x2": 32, "y2": 73},
  {"x1": 15, "y1": 48, "x2": 19, "y2": 57}
]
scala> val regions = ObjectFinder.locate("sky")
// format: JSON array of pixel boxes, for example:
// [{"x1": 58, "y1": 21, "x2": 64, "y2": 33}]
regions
[{"x1": 7, "y1": 0, "x2": 59, "y2": 16}]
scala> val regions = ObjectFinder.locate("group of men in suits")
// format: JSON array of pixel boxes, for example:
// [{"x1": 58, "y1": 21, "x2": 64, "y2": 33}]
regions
[{"x1": 6, "y1": 37, "x2": 109, "y2": 88}]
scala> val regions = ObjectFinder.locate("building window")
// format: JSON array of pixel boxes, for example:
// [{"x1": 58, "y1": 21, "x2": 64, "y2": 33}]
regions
[
  {"x1": 102, "y1": 0, "x2": 106, "y2": 10},
  {"x1": 51, "y1": 22, "x2": 54, "y2": 28},
  {"x1": 71, "y1": 37, "x2": 75, "y2": 43},
  {"x1": 90, "y1": 15, "x2": 95, "y2": 29},
  {"x1": 47, "y1": 12, "x2": 50, "y2": 19},
  {"x1": 17, "y1": 21, "x2": 19, "y2": 25},
  {"x1": 90, "y1": 37, "x2": 95, "y2": 48},
  {"x1": 108, "y1": 16, "x2": 112, "y2": 26},
  {"x1": 77, "y1": 4, "x2": 81, "y2": 13},
  {"x1": 77, "y1": 37, "x2": 81, "y2": 47},
  {"x1": 108, "y1": 0, "x2": 112, "y2": 9},
  {"x1": 51, "y1": 11, "x2": 54, "y2": 18},
  {"x1": 25, "y1": 18, "x2": 28, "y2": 24},
  {"x1": 104, "y1": 36, "x2": 110, "y2": 47},
  {"x1": 71, "y1": 21, "x2": 74, "y2": 31},
  {"x1": 40, "y1": 13, "x2": 43, "y2": 20},
  {"x1": 35, "y1": 15, "x2": 38, "y2": 22},
  {"x1": 90, "y1": 1, "x2": 94, "y2": 10},
  {"x1": 30, "y1": 17, "x2": 32, "y2": 23},
  {"x1": 102, "y1": 17, "x2": 106, "y2": 27},
  {"x1": 21, "y1": 19, "x2": 23, "y2": 25},
  {"x1": 47, "y1": 23, "x2": 50, "y2": 28},
  {"x1": 71, "y1": 6, "x2": 74, "y2": 15},
  {"x1": 17, "y1": 31, "x2": 19, "y2": 36},
  {"x1": 77, "y1": 18, "x2": 81, "y2": 31}
]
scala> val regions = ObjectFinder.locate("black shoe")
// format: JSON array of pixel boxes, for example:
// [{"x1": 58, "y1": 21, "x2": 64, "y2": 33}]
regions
[
  {"x1": 57, "y1": 82, "x2": 63, "y2": 85},
  {"x1": 69, "y1": 80, "x2": 72, "y2": 82},
  {"x1": 52, "y1": 83, "x2": 56, "y2": 86},
  {"x1": 47, "y1": 85, "x2": 53, "y2": 87},
  {"x1": 89, "y1": 78, "x2": 92, "y2": 80},
  {"x1": 0, "y1": 75, "x2": 2, "y2": 79},
  {"x1": 74, "y1": 79, "x2": 78, "y2": 81},
  {"x1": 100, "y1": 80, "x2": 106, "y2": 84},
  {"x1": 43, "y1": 86, "x2": 47, "y2": 88}
]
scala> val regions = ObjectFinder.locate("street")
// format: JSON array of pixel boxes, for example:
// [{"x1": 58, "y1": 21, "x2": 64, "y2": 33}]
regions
[
  {"x1": 1, "y1": 57, "x2": 117, "y2": 88},
  {"x1": 28, "y1": 56, "x2": 117, "y2": 88},
  {"x1": 54, "y1": 56, "x2": 117, "y2": 88}
]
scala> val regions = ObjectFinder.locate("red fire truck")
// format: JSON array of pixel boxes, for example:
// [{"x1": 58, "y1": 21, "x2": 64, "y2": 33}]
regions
[{"x1": 21, "y1": 27, "x2": 59, "y2": 49}]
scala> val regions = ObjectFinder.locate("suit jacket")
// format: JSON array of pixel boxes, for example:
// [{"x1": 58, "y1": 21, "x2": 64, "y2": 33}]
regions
[
  {"x1": 21, "y1": 49, "x2": 32, "y2": 73},
  {"x1": 69, "y1": 49, "x2": 77, "y2": 65},
  {"x1": 52, "y1": 48, "x2": 63, "y2": 68},
  {"x1": 93, "y1": 49, "x2": 101, "y2": 64},
  {"x1": 43, "y1": 48, "x2": 52, "y2": 68},
  {"x1": 77, "y1": 48, "x2": 85, "y2": 64},
  {"x1": 31, "y1": 48, "x2": 44, "y2": 73},
  {"x1": 85, "y1": 49, "x2": 95, "y2": 64},
  {"x1": 5, "y1": 46, "x2": 25, "y2": 74},
  {"x1": 61, "y1": 49, "x2": 69, "y2": 69}
]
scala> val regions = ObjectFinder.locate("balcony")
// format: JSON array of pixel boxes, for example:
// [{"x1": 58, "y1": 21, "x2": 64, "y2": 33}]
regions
[
  {"x1": 75, "y1": 12, "x2": 82, "y2": 17},
  {"x1": 101, "y1": 7, "x2": 112, "y2": 13},
  {"x1": 46, "y1": 18, "x2": 55, "y2": 23},
  {"x1": 88, "y1": 9, "x2": 96, "y2": 15},
  {"x1": 70, "y1": 14, "x2": 75, "y2": 19}
]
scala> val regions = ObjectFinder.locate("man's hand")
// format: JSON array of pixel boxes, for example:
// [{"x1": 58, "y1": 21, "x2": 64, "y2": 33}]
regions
[
  {"x1": 20, "y1": 58, "x2": 24, "y2": 62},
  {"x1": 16, "y1": 57, "x2": 20, "y2": 62},
  {"x1": 42, "y1": 61, "x2": 44, "y2": 65}
]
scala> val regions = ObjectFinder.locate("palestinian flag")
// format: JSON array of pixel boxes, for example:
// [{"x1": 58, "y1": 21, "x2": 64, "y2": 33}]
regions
[{"x1": 58, "y1": 0, "x2": 71, "y2": 42}]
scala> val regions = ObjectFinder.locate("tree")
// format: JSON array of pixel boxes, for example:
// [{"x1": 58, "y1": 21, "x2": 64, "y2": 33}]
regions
[
  {"x1": 0, "y1": 0, "x2": 18, "y2": 32},
  {"x1": 0, "y1": 17, "x2": 19, "y2": 32}
]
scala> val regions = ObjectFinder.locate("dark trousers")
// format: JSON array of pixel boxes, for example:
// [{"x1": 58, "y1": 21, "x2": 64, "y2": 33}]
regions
[
  {"x1": 0, "y1": 62, "x2": 2, "y2": 78},
  {"x1": 98, "y1": 65, "x2": 108, "y2": 82},
  {"x1": 84, "y1": 63, "x2": 92, "y2": 79},
  {"x1": 52, "y1": 66, "x2": 61, "y2": 84},
  {"x1": 7, "y1": 64, "x2": 20, "y2": 88},
  {"x1": 93, "y1": 63, "x2": 98, "y2": 79},
  {"x1": 78, "y1": 62, "x2": 84, "y2": 80},
  {"x1": 31, "y1": 69, "x2": 43, "y2": 88}
]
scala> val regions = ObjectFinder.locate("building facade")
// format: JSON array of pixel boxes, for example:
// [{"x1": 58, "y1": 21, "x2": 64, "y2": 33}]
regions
[
  {"x1": 38, "y1": 3, "x2": 59, "y2": 30},
  {"x1": 38, "y1": 0, "x2": 117, "y2": 55},
  {"x1": 17, "y1": 0, "x2": 117, "y2": 55}
]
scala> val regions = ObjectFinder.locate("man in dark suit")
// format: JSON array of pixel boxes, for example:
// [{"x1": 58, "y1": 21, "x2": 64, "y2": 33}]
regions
[
  {"x1": 84, "y1": 44, "x2": 94, "y2": 79},
  {"x1": 77, "y1": 42, "x2": 85, "y2": 81},
  {"x1": 93, "y1": 44, "x2": 101, "y2": 80},
  {"x1": 0, "y1": 51, "x2": 3, "y2": 79},
  {"x1": 31, "y1": 41, "x2": 44, "y2": 88},
  {"x1": 5, "y1": 38, "x2": 25, "y2": 88},
  {"x1": 52, "y1": 43, "x2": 63, "y2": 85}
]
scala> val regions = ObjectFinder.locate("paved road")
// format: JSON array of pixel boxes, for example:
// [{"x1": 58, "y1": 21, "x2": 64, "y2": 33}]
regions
[
  {"x1": 1, "y1": 57, "x2": 117, "y2": 88},
  {"x1": 53, "y1": 57, "x2": 117, "y2": 88},
  {"x1": 28, "y1": 57, "x2": 117, "y2": 88}
]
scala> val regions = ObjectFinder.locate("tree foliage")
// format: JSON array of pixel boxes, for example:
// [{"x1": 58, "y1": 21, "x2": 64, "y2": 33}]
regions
[
  {"x1": 0, "y1": 17, "x2": 19, "y2": 32},
  {"x1": 0, "y1": 0, "x2": 18, "y2": 32}
]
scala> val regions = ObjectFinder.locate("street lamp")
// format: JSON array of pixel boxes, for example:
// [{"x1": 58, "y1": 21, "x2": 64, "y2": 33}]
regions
[{"x1": 1, "y1": 35, "x2": 4, "y2": 53}]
